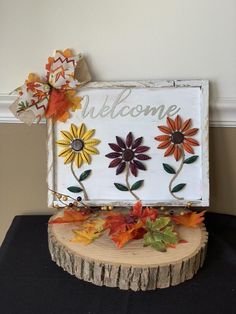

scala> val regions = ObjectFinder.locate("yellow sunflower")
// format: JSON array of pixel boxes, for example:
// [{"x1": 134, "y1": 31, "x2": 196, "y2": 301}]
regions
[{"x1": 56, "y1": 123, "x2": 100, "y2": 167}]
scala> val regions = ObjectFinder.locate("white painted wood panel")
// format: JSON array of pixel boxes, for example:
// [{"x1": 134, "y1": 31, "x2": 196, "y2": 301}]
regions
[{"x1": 48, "y1": 80, "x2": 209, "y2": 207}]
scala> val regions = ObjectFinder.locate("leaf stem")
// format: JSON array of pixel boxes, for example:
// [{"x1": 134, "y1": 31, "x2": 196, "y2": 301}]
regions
[
  {"x1": 70, "y1": 162, "x2": 89, "y2": 201},
  {"x1": 125, "y1": 164, "x2": 139, "y2": 200},
  {"x1": 169, "y1": 151, "x2": 185, "y2": 200}
]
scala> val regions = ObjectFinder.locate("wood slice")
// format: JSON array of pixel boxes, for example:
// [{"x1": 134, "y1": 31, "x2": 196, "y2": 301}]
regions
[{"x1": 48, "y1": 212, "x2": 208, "y2": 291}]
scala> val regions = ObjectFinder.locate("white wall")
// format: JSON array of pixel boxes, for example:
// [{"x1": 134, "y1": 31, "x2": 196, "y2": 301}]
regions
[{"x1": 0, "y1": 0, "x2": 236, "y2": 102}]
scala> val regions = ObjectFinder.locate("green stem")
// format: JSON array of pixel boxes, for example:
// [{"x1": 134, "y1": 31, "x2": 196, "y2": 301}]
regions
[
  {"x1": 125, "y1": 164, "x2": 139, "y2": 200},
  {"x1": 169, "y1": 151, "x2": 185, "y2": 200},
  {"x1": 70, "y1": 162, "x2": 89, "y2": 201}
]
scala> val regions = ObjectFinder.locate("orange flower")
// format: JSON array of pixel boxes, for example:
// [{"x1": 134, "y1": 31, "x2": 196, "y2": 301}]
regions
[{"x1": 155, "y1": 115, "x2": 199, "y2": 161}]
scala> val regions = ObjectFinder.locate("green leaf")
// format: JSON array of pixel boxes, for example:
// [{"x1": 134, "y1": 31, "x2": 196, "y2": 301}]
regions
[
  {"x1": 67, "y1": 186, "x2": 83, "y2": 193},
  {"x1": 171, "y1": 183, "x2": 186, "y2": 193},
  {"x1": 114, "y1": 183, "x2": 129, "y2": 191},
  {"x1": 163, "y1": 163, "x2": 176, "y2": 174},
  {"x1": 79, "y1": 170, "x2": 92, "y2": 181},
  {"x1": 151, "y1": 241, "x2": 167, "y2": 252},
  {"x1": 131, "y1": 180, "x2": 144, "y2": 191},
  {"x1": 152, "y1": 217, "x2": 171, "y2": 230},
  {"x1": 144, "y1": 218, "x2": 179, "y2": 252},
  {"x1": 184, "y1": 155, "x2": 199, "y2": 164}
]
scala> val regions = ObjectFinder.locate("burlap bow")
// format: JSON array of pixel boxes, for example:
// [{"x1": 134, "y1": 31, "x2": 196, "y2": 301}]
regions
[{"x1": 10, "y1": 49, "x2": 91, "y2": 125}]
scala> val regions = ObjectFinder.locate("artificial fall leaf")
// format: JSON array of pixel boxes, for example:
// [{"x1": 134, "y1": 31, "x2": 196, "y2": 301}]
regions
[
  {"x1": 48, "y1": 209, "x2": 90, "y2": 224},
  {"x1": 45, "y1": 88, "x2": 71, "y2": 121},
  {"x1": 26, "y1": 73, "x2": 43, "y2": 83},
  {"x1": 61, "y1": 48, "x2": 74, "y2": 58},
  {"x1": 131, "y1": 201, "x2": 158, "y2": 223},
  {"x1": 172, "y1": 211, "x2": 206, "y2": 228},
  {"x1": 111, "y1": 221, "x2": 145, "y2": 248},
  {"x1": 144, "y1": 217, "x2": 179, "y2": 252},
  {"x1": 105, "y1": 213, "x2": 128, "y2": 235},
  {"x1": 72, "y1": 218, "x2": 105, "y2": 245},
  {"x1": 66, "y1": 90, "x2": 82, "y2": 112}
]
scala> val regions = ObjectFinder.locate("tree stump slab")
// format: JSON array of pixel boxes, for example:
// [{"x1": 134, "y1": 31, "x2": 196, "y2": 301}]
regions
[{"x1": 48, "y1": 213, "x2": 208, "y2": 291}]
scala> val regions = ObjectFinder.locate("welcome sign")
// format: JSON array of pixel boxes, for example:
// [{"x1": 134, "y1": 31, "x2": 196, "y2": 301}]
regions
[{"x1": 48, "y1": 80, "x2": 209, "y2": 207}]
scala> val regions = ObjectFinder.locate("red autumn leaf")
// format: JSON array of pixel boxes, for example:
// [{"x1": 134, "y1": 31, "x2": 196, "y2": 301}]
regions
[
  {"x1": 130, "y1": 201, "x2": 158, "y2": 222},
  {"x1": 179, "y1": 239, "x2": 188, "y2": 244},
  {"x1": 104, "y1": 213, "x2": 127, "y2": 235},
  {"x1": 172, "y1": 211, "x2": 206, "y2": 228},
  {"x1": 49, "y1": 209, "x2": 90, "y2": 224}
]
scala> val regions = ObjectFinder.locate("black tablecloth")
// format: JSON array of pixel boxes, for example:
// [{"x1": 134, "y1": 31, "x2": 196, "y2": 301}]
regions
[{"x1": 0, "y1": 213, "x2": 235, "y2": 314}]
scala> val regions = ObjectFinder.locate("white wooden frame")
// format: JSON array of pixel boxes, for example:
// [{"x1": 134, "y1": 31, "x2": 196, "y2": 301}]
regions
[{"x1": 47, "y1": 80, "x2": 209, "y2": 208}]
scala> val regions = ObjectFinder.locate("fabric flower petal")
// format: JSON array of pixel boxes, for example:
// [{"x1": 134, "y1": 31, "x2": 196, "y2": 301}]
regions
[
  {"x1": 64, "y1": 151, "x2": 75, "y2": 164},
  {"x1": 133, "y1": 160, "x2": 146, "y2": 170},
  {"x1": 116, "y1": 161, "x2": 126, "y2": 175},
  {"x1": 126, "y1": 132, "x2": 133, "y2": 147},
  {"x1": 58, "y1": 147, "x2": 72, "y2": 157},
  {"x1": 158, "y1": 140, "x2": 171, "y2": 149},
  {"x1": 183, "y1": 128, "x2": 198, "y2": 136},
  {"x1": 85, "y1": 139, "x2": 101, "y2": 146},
  {"x1": 116, "y1": 136, "x2": 126, "y2": 149},
  {"x1": 129, "y1": 162, "x2": 138, "y2": 177},
  {"x1": 81, "y1": 150, "x2": 91, "y2": 164},
  {"x1": 181, "y1": 119, "x2": 191, "y2": 132},
  {"x1": 82, "y1": 129, "x2": 95, "y2": 141},
  {"x1": 109, "y1": 143, "x2": 123, "y2": 152},
  {"x1": 70, "y1": 124, "x2": 78, "y2": 138},
  {"x1": 77, "y1": 123, "x2": 86, "y2": 138},
  {"x1": 105, "y1": 152, "x2": 122, "y2": 159},
  {"x1": 60, "y1": 130, "x2": 73, "y2": 141},
  {"x1": 135, "y1": 154, "x2": 151, "y2": 160},
  {"x1": 56, "y1": 140, "x2": 70, "y2": 146},
  {"x1": 131, "y1": 137, "x2": 143, "y2": 149},
  {"x1": 175, "y1": 115, "x2": 182, "y2": 131},
  {"x1": 109, "y1": 158, "x2": 122, "y2": 168},
  {"x1": 183, "y1": 142, "x2": 194, "y2": 154},
  {"x1": 164, "y1": 143, "x2": 175, "y2": 157},
  {"x1": 166, "y1": 117, "x2": 176, "y2": 131},
  {"x1": 155, "y1": 135, "x2": 170, "y2": 141},
  {"x1": 158, "y1": 126, "x2": 172, "y2": 134},
  {"x1": 184, "y1": 138, "x2": 199, "y2": 146},
  {"x1": 75, "y1": 153, "x2": 82, "y2": 168},
  {"x1": 84, "y1": 146, "x2": 99, "y2": 155},
  {"x1": 134, "y1": 146, "x2": 150, "y2": 153},
  {"x1": 174, "y1": 145, "x2": 182, "y2": 161}
]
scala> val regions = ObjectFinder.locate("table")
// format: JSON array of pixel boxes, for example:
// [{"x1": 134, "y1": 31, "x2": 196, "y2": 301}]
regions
[{"x1": 0, "y1": 213, "x2": 235, "y2": 314}]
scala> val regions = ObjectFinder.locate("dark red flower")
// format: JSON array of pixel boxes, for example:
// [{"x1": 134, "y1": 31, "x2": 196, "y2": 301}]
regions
[
  {"x1": 155, "y1": 115, "x2": 199, "y2": 161},
  {"x1": 105, "y1": 132, "x2": 151, "y2": 176}
]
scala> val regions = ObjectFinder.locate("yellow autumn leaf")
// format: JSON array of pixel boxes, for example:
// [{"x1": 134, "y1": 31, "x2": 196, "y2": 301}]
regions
[{"x1": 72, "y1": 218, "x2": 105, "y2": 245}]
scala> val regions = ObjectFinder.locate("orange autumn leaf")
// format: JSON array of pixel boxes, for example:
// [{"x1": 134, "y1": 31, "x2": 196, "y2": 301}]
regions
[
  {"x1": 26, "y1": 73, "x2": 43, "y2": 83},
  {"x1": 49, "y1": 209, "x2": 90, "y2": 224},
  {"x1": 45, "y1": 88, "x2": 71, "y2": 121},
  {"x1": 62, "y1": 48, "x2": 74, "y2": 58},
  {"x1": 66, "y1": 90, "x2": 82, "y2": 112},
  {"x1": 172, "y1": 211, "x2": 206, "y2": 228},
  {"x1": 111, "y1": 221, "x2": 145, "y2": 248}
]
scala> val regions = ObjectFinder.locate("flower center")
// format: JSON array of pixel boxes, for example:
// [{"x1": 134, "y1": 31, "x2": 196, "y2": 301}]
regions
[
  {"x1": 171, "y1": 131, "x2": 184, "y2": 144},
  {"x1": 123, "y1": 149, "x2": 134, "y2": 161},
  {"x1": 71, "y1": 139, "x2": 84, "y2": 152}
]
